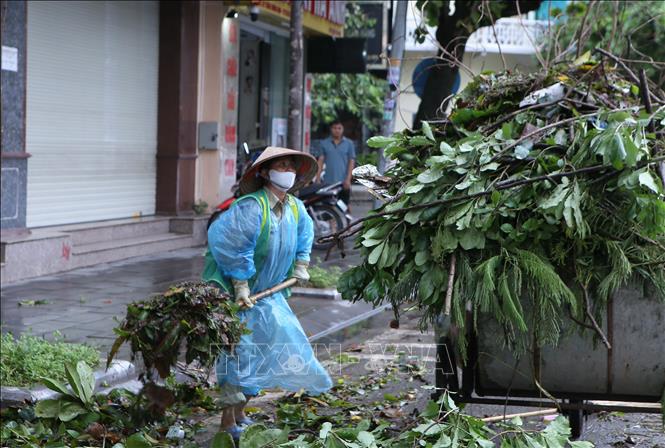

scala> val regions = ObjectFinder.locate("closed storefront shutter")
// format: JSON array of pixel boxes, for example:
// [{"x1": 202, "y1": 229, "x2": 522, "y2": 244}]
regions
[{"x1": 26, "y1": 1, "x2": 159, "y2": 227}]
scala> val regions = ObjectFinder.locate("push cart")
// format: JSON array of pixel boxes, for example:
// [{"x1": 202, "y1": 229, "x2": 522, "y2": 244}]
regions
[{"x1": 434, "y1": 286, "x2": 665, "y2": 437}]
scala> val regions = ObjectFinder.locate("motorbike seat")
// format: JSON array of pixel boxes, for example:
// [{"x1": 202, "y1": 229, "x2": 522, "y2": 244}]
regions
[{"x1": 298, "y1": 183, "x2": 326, "y2": 197}]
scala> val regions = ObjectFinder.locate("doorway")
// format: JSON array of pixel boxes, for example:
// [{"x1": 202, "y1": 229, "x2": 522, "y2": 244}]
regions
[{"x1": 237, "y1": 29, "x2": 271, "y2": 171}]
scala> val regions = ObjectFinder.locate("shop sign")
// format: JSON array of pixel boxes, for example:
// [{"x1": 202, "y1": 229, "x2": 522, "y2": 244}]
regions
[
  {"x1": 221, "y1": 17, "x2": 240, "y2": 195},
  {"x1": 252, "y1": 1, "x2": 346, "y2": 37}
]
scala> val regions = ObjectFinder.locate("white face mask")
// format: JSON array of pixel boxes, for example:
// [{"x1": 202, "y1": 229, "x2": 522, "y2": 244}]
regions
[{"x1": 268, "y1": 169, "x2": 296, "y2": 191}]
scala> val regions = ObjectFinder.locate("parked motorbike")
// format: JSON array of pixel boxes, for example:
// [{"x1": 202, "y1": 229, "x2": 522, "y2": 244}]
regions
[
  {"x1": 208, "y1": 166, "x2": 351, "y2": 251},
  {"x1": 206, "y1": 143, "x2": 259, "y2": 230},
  {"x1": 297, "y1": 181, "x2": 352, "y2": 251}
]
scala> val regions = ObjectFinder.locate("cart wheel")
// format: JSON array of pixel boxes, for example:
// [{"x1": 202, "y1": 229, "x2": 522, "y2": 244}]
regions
[{"x1": 564, "y1": 400, "x2": 584, "y2": 439}]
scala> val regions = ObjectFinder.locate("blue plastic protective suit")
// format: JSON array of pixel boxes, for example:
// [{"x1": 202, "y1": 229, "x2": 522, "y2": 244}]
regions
[{"x1": 208, "y1": 192, "x2": 333, "y2": 396}]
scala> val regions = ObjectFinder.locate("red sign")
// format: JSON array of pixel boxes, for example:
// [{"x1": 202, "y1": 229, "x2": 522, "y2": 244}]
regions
[
  {"x1": 226, "y1": 58, "x2": 238, "y2": 77},
  {"x1": 227, "y1": 91, "x2": 236, "y2": 111},
  {"x1": 303, "y1": 0, "x2": 345, "y2": 25},
  {"x1": 225, "y1": 159, "x2": 235, "y2": 177},
  {"x1": 225, "y1": 125, "x2": 236, "y2": 144},
  {"x1": 61, "y1": 242, "x2": 71, "y2": 261}
]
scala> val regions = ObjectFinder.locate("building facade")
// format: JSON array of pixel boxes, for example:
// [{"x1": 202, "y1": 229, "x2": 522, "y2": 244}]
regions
[
  {"x1": 196, "y1": 0, "x2": 344, "y2": 211},
  {"x1": 0, "y1": 0, "x2": 344, "y2": 283},
  {"x1": 1, "y1": 0, "x2": 344, "y2": 231}
]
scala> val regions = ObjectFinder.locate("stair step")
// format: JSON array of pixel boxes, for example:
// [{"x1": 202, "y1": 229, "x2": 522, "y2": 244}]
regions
[
  {"x1": 52, "y1": 217, "x2": 172, "y2": 246},
  {"x1": 71, "y1": 233, "x2": 195, "y2": 269},
  {"x1": 74, "y1": 233, "x2": 190, "y2": 255}
]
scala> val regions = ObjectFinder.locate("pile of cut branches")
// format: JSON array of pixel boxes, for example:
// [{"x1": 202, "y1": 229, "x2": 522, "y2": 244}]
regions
[
  {"x1": 335, "y1": 54, "x2": 665, "y2": 359},
  {"x1": 107, "y1": 282, "x2": 246, "y2": 379}
]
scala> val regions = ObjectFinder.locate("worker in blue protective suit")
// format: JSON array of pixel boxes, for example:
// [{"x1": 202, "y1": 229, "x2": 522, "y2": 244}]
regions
[{"x1": 202, "y1": 146, "x2": 333, "y2": 441}]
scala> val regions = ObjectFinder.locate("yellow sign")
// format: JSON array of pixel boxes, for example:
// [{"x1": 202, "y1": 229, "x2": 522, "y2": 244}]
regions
[{"x1": 251, "y1": 1, "x2": 345, "y2": 37}]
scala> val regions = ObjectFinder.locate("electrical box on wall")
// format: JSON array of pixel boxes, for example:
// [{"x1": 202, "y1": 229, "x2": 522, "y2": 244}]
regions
[{"x1": 198, "y1": 122, "x2": 219, "y2": 150}]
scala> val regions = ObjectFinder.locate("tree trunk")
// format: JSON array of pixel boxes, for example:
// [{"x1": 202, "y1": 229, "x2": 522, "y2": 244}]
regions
[
  {"x1": 413, "y1": 61, "x2": 464, "y2": 127},
  {"x1": 413, "y1": 1, "x2": 469, "y2": 128},
  {"x1": 287, "y1": 0, "x2": 304, "y2": 150},
  {"x1": 413, "y1": 0, "x2": 543, "y2": 129}
]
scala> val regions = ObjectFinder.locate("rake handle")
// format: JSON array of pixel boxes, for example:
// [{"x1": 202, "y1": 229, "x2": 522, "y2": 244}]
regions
[{"x1": 248, "y1": 278, "x2": 298, "y2": 303}]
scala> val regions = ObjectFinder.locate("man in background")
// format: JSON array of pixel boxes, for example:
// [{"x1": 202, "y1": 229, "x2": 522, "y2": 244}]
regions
[{"x1": 315, "y1": 120, "x2": 356, "y2": 207}]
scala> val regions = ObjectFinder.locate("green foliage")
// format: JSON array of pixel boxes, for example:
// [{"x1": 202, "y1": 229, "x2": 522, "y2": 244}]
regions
[
  {"x1": 211, "y1": 431, "x2": 235, "y2": 448},
  {"x1": 311, "y1": 2, "x2": 386, "y2": 133},
  {"x1": 192, "y1": 200, "x2": 209, "y2": 215},
  {"x1": 107, "y1": 281, "x2": 246, "y2": 380},
  {"x1": 35, "y1": 361, "x2": 96, "y2": 422},
  {"x1": 308, "y1": 264, "x2": 343, "y2": 289},
  {"x1": 340, "y1": 62, "x2": 665, "y2": 360},
  {"x1": 357, "y1": 151, "x2": 379, "y2": 167},
  {"x1": 0, "y1": 332, "x2": 99, "y2": 387},
  {"x1": 1, "y1": 363, "x2": 220, "y2": 447},
  {"x1": 0, "y1": 390, "x2": 591, "y2": 448},
  {"x1": 312, "y1": 73, "x2": 386, "y2": 133},
  {"x1": 1, "y1": 343, "x2": 595, "y2": 447},
  {"x1": 343, "y1": 2, "x2": 376, "y2": 38},
  {"x1": 546, "y1": 1, "x2": 665, "y2": 86},
  {"x1": 212, "y1": 392, "x2": 589, "y2": 448}
]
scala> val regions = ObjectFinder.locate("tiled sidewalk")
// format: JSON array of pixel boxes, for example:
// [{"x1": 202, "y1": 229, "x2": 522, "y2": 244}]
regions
[{"x1": 0, "y1": 246, "x2": 369, "y2": 361}]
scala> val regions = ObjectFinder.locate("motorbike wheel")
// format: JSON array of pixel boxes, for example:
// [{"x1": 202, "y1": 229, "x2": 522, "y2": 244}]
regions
[{"x1": 309, "y1": 204, "x2": 346, "y2": 251}]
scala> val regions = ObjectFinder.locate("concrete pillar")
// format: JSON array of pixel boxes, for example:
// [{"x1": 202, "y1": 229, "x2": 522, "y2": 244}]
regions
[
  {"x1": 155, "y1": 1, "x2": 199, "y2": 215},
  {"x1": 1, "y1": 0, "x2": 29, "y2": 232}
]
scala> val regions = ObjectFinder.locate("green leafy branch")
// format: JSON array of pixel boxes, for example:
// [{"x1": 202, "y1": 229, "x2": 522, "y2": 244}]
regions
[
  {"x1": 336, "y1": 59, "x2": 665, "y2": 361},
  {"x1": 323, "y1": 155, "x2": 665, "y2": 243}
]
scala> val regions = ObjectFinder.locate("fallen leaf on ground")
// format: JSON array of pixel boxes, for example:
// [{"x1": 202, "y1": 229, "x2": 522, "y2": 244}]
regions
[
  {"x1": 306, "y1": 397, "x2": 329, "y2": 407},
  {"x1": 18, "y1": 299, "x2": 50, "y2": 306},
  {"x1": 380, "y1": 408, "x2": 404, "y2": 419}
]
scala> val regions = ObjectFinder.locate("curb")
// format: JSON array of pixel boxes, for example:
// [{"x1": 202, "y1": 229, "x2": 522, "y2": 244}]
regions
[
  {"x1": 309, "y1": 303, "x2": 392, "y2": 342},
  {"x1": 292, "y1": 286, "x2": 341, "y2": 300},
  {"x1": 1, "y1": 360, "x2": 135, "y2": 408}
]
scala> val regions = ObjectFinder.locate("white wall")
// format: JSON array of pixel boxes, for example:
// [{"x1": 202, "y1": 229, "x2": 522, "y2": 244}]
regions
[{"x1": 395, "y1": 51, "x2": 540, "y2": 132}]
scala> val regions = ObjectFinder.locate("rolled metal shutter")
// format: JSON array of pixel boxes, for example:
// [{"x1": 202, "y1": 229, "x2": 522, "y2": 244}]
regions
[{"x1": 26, "y1": 1, "x2": 159, "y2": 227}]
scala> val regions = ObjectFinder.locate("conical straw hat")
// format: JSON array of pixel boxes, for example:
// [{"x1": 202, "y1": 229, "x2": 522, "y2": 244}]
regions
[{"x1": 239, "y1": 146, "x2": 318, "y2": 195}]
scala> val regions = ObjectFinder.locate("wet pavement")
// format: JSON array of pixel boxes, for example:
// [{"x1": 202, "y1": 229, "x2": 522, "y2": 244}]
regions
[{"x1": 0, "y1": 245, "x2": 368, "y2": 361}]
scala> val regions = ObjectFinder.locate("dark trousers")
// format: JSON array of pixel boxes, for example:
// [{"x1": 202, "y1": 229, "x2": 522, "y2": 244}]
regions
[{"x1": 339, "y1": 188, "x2": 351, "y2": 205}]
